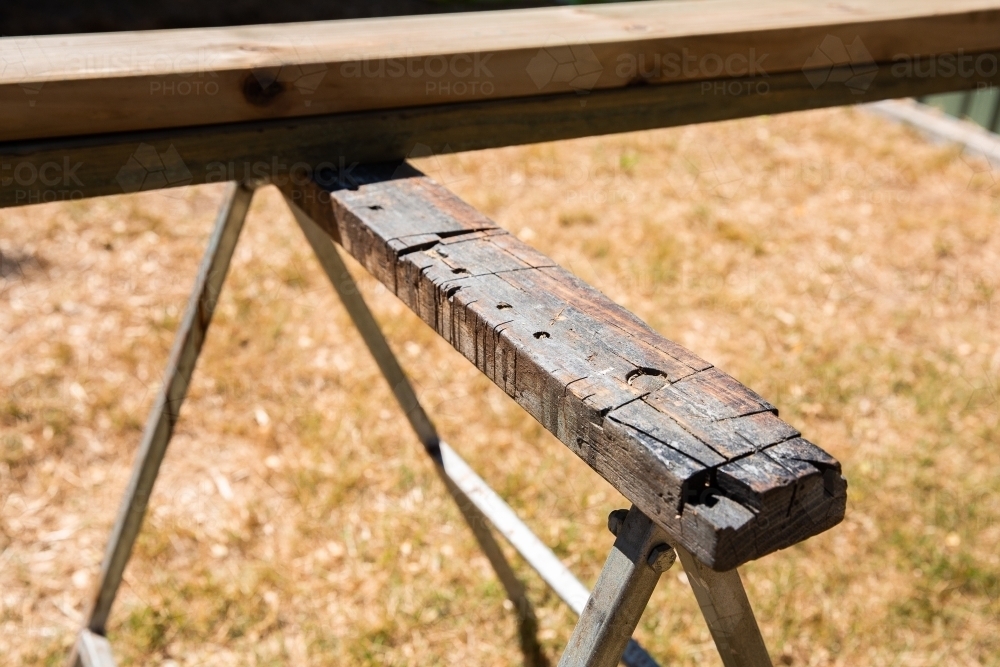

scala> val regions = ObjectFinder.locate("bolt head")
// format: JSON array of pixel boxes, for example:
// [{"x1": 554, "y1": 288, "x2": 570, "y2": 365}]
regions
[
  {"x1": 647, "y1": 543, "x2": 676, "y2": 573},
  {"x1": 607, "y1": 509, "x2": 629, "y2": 536}
]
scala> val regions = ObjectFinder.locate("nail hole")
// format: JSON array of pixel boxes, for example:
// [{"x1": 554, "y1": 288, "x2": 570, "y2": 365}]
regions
[
  {"x1": 446, "y1": 285, "x2": 461, "y2": 298},
  {"x1": 451, "y1": 267, "x2": 469, "y2": 274},
  {"x1": 368, "y1": 205, "x2": 383, "y2": 210},
  {"x1": 533, "y1": 331, "x2": 550, "y2": 339},
  {"x1": 497, "y1": 302, "x2": 512, "y2": 309}
]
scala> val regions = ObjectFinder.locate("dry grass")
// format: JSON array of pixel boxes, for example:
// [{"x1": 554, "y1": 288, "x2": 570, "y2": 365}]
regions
[{"x1": 2, "y1": 106, "x2": 999, "y2": 666}]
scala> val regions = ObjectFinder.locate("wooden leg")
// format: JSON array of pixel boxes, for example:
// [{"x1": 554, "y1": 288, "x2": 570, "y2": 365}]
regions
[
  {"x1": 557, "y1": 506, "x2": 675, "y2": 667},
  {"x1": 68, "y1": 182, "x2": 254, "y2": 667},
  {"x1": 676, "y1": 547, "x2": 773, "y2": 667}
]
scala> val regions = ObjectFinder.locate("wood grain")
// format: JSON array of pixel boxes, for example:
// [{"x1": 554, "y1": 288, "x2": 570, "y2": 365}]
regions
[
  {"x1": 5, "y1": 49, "x2": 1000, "y2": 210},
  {"x1": 282, "y1": 162, "x2": 847, "y2": 570},
  {"x1": 2, "y1": 0, "x2": 1000, "y2": 142}
]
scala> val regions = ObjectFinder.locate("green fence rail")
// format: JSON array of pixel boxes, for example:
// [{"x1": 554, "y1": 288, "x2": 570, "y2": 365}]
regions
[{"x1": 920, "y1": 85, "x2": 1000, "y2": 133}]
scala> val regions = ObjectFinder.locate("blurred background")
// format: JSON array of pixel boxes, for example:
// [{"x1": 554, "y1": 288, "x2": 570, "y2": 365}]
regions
[{"x1": 0, "y1": 0, "x2": 564, "y2": 37}]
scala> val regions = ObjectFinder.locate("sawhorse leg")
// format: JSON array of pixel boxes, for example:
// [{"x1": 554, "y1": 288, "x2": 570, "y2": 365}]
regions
[
  {"x1": 68, "y1": 182, "x2": 256, "y2": 667},
  {"x1": 557, "y1": 505, "x2": 773, "y2": 667},
  {"x1": 675, "y1": 547, "x2": 772, "y2": 667},
  {"x1": 286, "y1": 199, "x2": 549, "y2": 664}
]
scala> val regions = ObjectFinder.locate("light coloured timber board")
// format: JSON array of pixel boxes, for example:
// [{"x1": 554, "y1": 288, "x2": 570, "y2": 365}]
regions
[
  {"x1": 2, "y1": 0, "x2": 1000, "y2": 142},
  {"x1": 4, "y1": 54, "x2": 1000, "y2": 209}
]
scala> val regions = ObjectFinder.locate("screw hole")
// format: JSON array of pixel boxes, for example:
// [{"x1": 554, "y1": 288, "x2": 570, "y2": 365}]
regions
[{"x1": 533, "y1": 331, "x2": 550, "y2": 339}]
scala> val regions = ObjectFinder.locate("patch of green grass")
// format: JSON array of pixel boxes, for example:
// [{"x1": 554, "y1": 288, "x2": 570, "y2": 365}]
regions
[
  {"x1": 558, "y1": 211, "x2": 596, "y2": 227},
  {"x1": 619, "y1": 151, "x2": 640, "y2": 174}
]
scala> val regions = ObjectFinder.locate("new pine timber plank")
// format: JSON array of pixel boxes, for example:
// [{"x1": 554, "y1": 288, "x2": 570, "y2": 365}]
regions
[
  {"x1": 283, "y1": 163, "x2": 847, "y2": 570},
  {"x1": 3, "y1": 0, "x2": 1000, "y2": 142},
  {"x1": 5, "y1": 45, "x2": 1000, "y2": 209}
]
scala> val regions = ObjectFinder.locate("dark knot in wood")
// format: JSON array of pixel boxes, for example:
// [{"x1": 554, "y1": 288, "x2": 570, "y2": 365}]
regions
[{"x1": 243, "y1": 70, "x2": 286, "y2": 107}]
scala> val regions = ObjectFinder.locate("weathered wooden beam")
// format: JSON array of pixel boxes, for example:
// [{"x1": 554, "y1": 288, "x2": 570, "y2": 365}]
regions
[
  {"x1": 281, "y1": 162, "x2": 847, "y2": 570},
  {"x1": 3, "y1": 0, "x2": 1000, "y2": 143},
  {"x1": 5, "y1": 47, "x2": 1000, "y2": 210}
]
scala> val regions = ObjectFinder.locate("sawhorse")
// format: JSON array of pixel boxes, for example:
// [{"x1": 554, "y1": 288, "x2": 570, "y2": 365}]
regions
[{"x1": 70, "y1": 180, "x2": 772, "y2": 667}]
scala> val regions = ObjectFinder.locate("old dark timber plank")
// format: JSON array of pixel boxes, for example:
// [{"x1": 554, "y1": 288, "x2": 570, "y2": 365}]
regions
[
  {"x1": 5, "y1": 47, "x2": 1000, "y2": 209},
  {"x1": 283, "y1": 163, "x2": 847, "y2": 570}
]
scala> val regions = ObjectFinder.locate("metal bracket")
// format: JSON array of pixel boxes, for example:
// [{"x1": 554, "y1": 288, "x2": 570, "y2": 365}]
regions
[
  {"x1": 558, "y1": 505, "x2": 774, "y2": 667},
  {"x1": 557, "y1": 506, "x2": 674, "y2": 667}
]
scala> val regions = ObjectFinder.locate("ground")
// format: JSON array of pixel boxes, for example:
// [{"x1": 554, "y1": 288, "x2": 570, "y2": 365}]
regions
[{"x1": 2, "y1": 105, "x2": 999, "y2": 666}]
